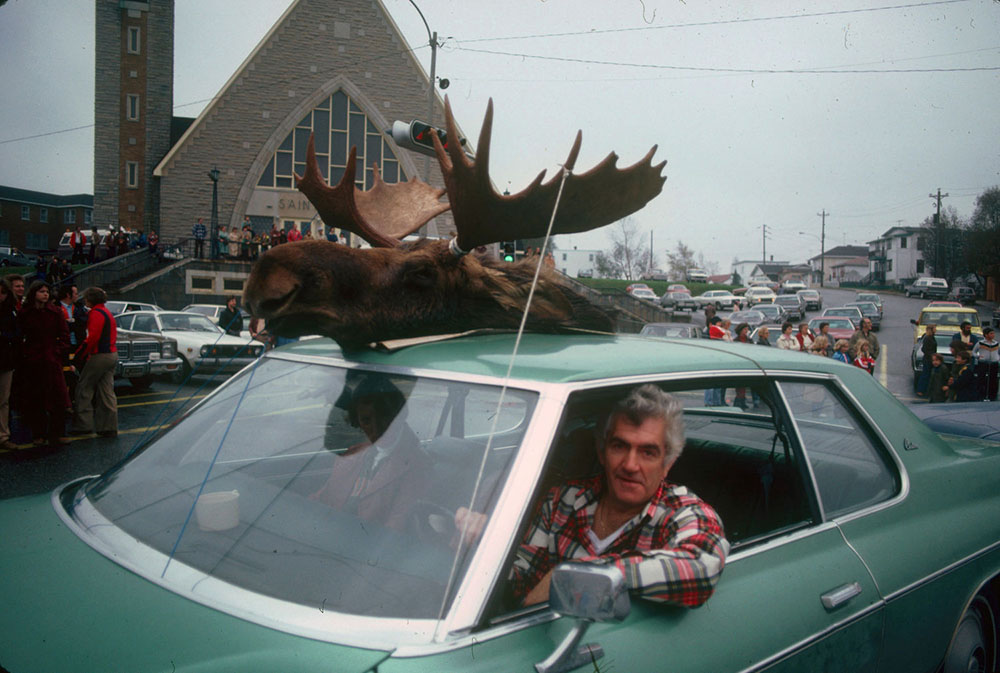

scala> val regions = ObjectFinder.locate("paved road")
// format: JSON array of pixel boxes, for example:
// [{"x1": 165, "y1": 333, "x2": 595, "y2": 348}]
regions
[{"x1": 0, "y1": 377, "x2": 214, "y2": 500}]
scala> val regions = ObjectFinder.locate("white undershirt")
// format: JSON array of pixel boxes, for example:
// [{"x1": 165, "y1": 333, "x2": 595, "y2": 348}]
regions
[{"x1": 587, "y1": 521, "x2": 630, "y2": 554}]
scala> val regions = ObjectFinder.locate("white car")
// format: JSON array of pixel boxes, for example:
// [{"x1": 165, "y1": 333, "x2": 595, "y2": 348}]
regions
[
  {"x1": 114, "y1": 310, "x2": 265, "y2": 382},
  {"x1": 181, "y1": 303, "x2": 258, "y2": 341},
  {"x1": 781, "y1": 280, "x2": 807, "y2": 294},
  {"x1": 105, "y1": 300, "x2": 163, "y2": 315},
  {"x1": 628, "y1": 287, "x2": 658, "y2": 302},
  {"x1": 693, "y1": 290, "x2": 741, "y2": 310},
  {"x1": 744, "y1": 286, "x2": 777, "y2": 306}
]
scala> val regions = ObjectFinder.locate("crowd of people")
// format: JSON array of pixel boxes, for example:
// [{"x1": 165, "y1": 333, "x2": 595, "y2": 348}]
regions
[
  {"x1": 0, "y1": 274, "x2": 118, "y2": 449},
  {"x1": 192, "y1": 216, "x2": 352, "y2": 261}
]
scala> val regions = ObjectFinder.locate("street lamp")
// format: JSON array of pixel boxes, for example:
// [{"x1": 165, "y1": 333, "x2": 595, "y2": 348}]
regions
[
  {"x1": 798, "y1": 231, "x2": 824, "y2": 288},
  {"x1": 208, "y1": 166, "x2": 220, "y2": 260}
]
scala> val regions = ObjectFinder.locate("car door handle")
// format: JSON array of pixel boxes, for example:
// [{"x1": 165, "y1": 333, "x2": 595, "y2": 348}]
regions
[{"x1": 821, "y1": 582, "x2": 863, "y2": 610}]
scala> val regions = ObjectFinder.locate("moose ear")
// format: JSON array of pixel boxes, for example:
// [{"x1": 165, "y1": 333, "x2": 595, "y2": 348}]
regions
[{"x1": 400, "y1": 254, "x2": 439, "y2": 289}]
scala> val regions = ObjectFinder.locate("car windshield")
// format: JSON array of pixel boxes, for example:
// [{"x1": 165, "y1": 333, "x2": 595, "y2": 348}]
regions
[
  {"x1": 185, "y1": 306, "x2": 216, "y2": 317},
  {"x1": 856, "y1": 294, "x2": 879, "y2": 303},
  {"x1": 847, "y1": 302, "x2": 877, "y2": 313},
  {"x1": 756, "y1": 305, "x2": 781, "y2": 316},
  {"x1": 730, "y1": 311, "x2": 762, "y2": 321},
  {"x1": 641, "y1": 324, "x2": 690, "y2": 338},
  {"x1": 798, "y1": 290, "x2": 818, "y2": 297},
  {"x1": 81, "y1": 357, "x2": 538, "y2": 619},
  {"x1": 160, "y1": 313, "x2": 223, "y2": 333},
  {"x1": 825, "y1": 309, "x2": 859, "y2": 318},
  {"x1": 775, "y1": 297, "x2": 798, "y2": 305},
  {"x1": 919, "y1": 311, "x2": 980, "y2": 327}
]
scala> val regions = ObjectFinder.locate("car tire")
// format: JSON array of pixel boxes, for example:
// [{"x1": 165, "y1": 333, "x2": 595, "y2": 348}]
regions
[
  {"x1": 171, "y1": 360, "x2": 192, "y2": 385},
  {"x1": 920, "y1": 291, "x2": 926, "y2": 299},
  {"x1": 0, "y1": 259, "x2": 7, "y2": 267},
  {"x1": 941, "y1": 592, "x2": 997, "y2": 673}
]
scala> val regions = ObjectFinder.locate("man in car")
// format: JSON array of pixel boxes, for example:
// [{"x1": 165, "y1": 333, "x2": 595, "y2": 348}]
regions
[
  {"x1": 508, "y1": 384, "x2": 729, "y2": 607},
  {"x1": 848, "y1": 317, "x2": 880, "y2": 361}
]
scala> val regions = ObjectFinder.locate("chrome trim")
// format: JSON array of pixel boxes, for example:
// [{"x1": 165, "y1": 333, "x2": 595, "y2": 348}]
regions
[
  {"x1": 883, "y1": 537, "x2": 1000, "y2": 604},
  {"x1": 53, "y1": 481, "x2": 433, "y2": 650}
]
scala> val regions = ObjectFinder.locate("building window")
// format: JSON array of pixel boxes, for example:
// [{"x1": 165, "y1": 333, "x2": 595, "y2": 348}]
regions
[
  {"x1": 917, "y1": 259, "x2": 925, "y2": 273},
  {"x1": 886, "y1": 238, "x2": 892, "y2": 249},
  {"x1": 126, "y1": 94, "x2": 140, "y2": 121},
  {"x1": 0, "y1": 230, "x2": 8, "y2": 245},
  {"x1": 900, "y1": 237, "x2": 907, "y2": 249},
  {"x1": 561, "y1": 253, "x2": 567, "y2": 261},
  {"x1": 84, "y1": 210, "x2": 92, "y2": 225},
  {"x1": 258, "y1": 90, "x2": 405, "y2": 190},
  {"x1": 127, "y1": 26, "x2": 141, "y2": 54},
  {"x1": 25, "y1": 233, "x2": 48, "y2": 250},
  {"x1": 887, "y1": 259, "x2": 893, "y2": 272},
  {"x1": 39, "y1": 208, "x2": 48, "y2": 224},
  {"x1": 917, "y1": 236, "x2": 925, "y2": 251},
  {"x1": 63, "y1": 210, "x2": 76, "y2": 224},
  {"x1": 21, "y1": 205, "x2": 29, "y2": 220},
  {"x1": 126, "y1": 161, "x2": 139, "y2": 189}
]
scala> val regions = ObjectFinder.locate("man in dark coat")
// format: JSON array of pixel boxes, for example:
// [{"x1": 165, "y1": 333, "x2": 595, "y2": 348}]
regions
[{"x1": 218, "y1": 296, "x2": 243, "y2": 336}]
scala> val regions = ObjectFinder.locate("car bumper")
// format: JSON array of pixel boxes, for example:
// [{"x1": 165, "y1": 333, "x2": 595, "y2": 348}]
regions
[{"x1": 115, "y1": 356, "x2": 185, "y2": 379}]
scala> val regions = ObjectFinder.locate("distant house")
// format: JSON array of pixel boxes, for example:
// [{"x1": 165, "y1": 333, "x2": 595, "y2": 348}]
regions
[
  {"x1": 553, "y1": 248, "x2": 601, "y2": 278},
  {"x1": 829, "y1": 257, "x2": 870, "y2": 285},
  {"x1": 806, "y1": 245, "x2": 869, "y2": 285},
  {"x1": 707, "y1": 273, "x2": 733, "y2": 285},
  {"x1": 867, "y1": 227, "x2": 928, "y2": 285},
  {"x1": 732, "y1": 259, "x2": 788, "y2": 285}
]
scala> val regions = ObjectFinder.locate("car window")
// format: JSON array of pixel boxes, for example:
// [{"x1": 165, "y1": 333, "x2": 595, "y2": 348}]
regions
[
  {"x1": 115, "y1": 314, "x2": 134, "y2": 330},
  {"x1": 132, "y1": 314, "x2": 158, "y2": 333},
  {"x1": 779, "y1": 381, "x2": 897, "y2": 518},
  {"x1": 86, "y1": 360, "x2": 539, "y2": 620}
]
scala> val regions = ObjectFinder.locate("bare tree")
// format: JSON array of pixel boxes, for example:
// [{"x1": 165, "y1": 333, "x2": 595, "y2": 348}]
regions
[
  {"x1": 596, "y1": 217, "x2": 649, "y2": 280},
  {"x1": 666, "y1": 241, "x2": 696, "y2": 280},
  {"x1": 966, "y1": 186, "x2": 1000, "y2": 286}
]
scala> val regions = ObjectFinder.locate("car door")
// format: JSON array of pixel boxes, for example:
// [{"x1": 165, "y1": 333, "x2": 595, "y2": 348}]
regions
[{"x1": 482, "y1": 377, "x2": 884, "y2": 673}]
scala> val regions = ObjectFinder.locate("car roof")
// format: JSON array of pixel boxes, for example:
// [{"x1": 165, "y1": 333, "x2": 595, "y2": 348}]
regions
[
  {"x1": 273, "y1": 332, "x2": 847, "y2": 383},
  {"x1": 919, "y1": 305, "x2": 976, "y2": 314}
]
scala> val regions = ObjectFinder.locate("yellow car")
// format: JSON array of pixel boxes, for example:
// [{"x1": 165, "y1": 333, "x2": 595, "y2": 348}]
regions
[{"x1": 910, "y1": 305, "x2": 983, "y2": 342}]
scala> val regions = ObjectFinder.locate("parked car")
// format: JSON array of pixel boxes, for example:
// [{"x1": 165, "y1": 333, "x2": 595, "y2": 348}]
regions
[
  {"x1": 693, "y1": 290, "x2": 740, "y2": 310},
  {"x1": 753, "y1": 303, "x2": 787, "y2": 325},
  {"x1": 744, "y1": 286, "x2": 777, "y2": 307},
  {"x1": 727, "y1": 310, "x2": 767, "y2": 329},
  {"x1": 659, "y1": 291, "x2": 697, "y2": 312},
  {"x1": 910, "y1": 401, "x2": 1000, "y2": 441},
  {"x1": 910, "y1": 332, "x2": 956, "y2": 388},
  {"x1": 3, "y1": 333, "x2": 998, "y2": 673},
  {"x1": 796, "y1": 288, "x2": 823, "y2": 311},
  {"x1": 181, "y1": 303, "x2": 259, "y2": 340},
  {"x1": 56, "y1": 228, "x2": 112, "y2": 260},
  {"x1": 780, "y1": 280, "x2": 807, "y2": 295},
  {"x1": 910, "y1": 305, "x2": 983, "y2": 342},
  {"x1": 111, "y1": 329, "x2": 185, "y2": 390},
  {"x1": 576, "y1": 268, "x2": 593, "y2": 278},
  {"x1": 685, "y1": 268, "x2": 708, "y2": 282},
  {"x1": 948, "y1": 286, "x2": 976, "y2": 305},
  {"x1": 845, "y1": 301, "x2": 882, "y2": 330},
  {"x1": 773, "y1": 294, "x2": 806, "y2": 321},
  {"x1": 854, "y1": 292, "x2": 883, "y2": 319},
  {"x1": 0, "y1": 245, "x2": 38, "y2": 268},
  {"x1": 105, "y1": 300, "x2": 163, "y2": 315},
  {"x1": 808, "y1": 317, "x2": 856, "y2": 342},
  {"x1": 627, "y1": 287, "x2": 658, "y2": 302},
  {"x1": 640, "y1": 269, "x2": 669, "y2": 281},
  {"x1": 114, "y1": 310, "x2": 266, "y2": 382},
  {"x1": 821, "y1": 306, "x2": 864, "y2": 327},
  {"x1": 625, "y1": 283, "x2": 651, "y2": 294},
  {"x1": 666, "y1": 283, "x2": 688, "y2": 293},
  {"x1": 904, "y1": 276, "x2": 949, "y2": 299},
  {"x1": 638, "y1": 322, "x2": 702, "y2": 339}
]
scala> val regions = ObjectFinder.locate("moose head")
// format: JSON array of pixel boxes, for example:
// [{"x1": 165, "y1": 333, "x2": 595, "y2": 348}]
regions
[{"x1": 244, "y1": 98, "x2": 666, "y2": 349}]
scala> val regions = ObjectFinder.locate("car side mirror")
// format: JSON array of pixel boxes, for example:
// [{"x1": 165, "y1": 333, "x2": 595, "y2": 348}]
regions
[
  {"x1": 910, "y1": 319, "x2": 918, "y2": 326},
  {"x1": 535, "y1": 564, "x2": 631, "y2": 673}
]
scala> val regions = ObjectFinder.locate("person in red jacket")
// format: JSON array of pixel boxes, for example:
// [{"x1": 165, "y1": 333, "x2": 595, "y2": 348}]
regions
[
  {"x1": 16, "y1": 281, "x2": 72, "y2": 446},
  {"x1": 71, "y1": 287, "x2": 118, "y2": 437}
]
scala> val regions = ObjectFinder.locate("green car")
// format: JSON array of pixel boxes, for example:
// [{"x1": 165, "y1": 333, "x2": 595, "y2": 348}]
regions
[{"x1": 1, "y1": 333, "x2": 998, "y2": 672}]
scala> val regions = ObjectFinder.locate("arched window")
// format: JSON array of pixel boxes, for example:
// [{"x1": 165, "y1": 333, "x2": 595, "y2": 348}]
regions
[{"x1": 257, "y1": 91, "x2": 403, "y2": 190}]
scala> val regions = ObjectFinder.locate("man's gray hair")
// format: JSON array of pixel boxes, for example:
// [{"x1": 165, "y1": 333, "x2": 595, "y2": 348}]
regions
[{"x1": 603, "y1": 384, "x2": 685, "y2": 466}]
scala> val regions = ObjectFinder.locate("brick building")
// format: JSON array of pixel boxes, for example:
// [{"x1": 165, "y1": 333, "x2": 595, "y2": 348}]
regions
[
  {"x1": 116, "y1": 0, "x2": 456, "y2": 245},
  {"x1": 0, "y1": 186, "x2": 94, "y2": 254}
]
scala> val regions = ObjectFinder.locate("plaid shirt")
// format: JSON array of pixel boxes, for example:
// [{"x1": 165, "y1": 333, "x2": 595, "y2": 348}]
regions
[{"x1": 511, "y1": 475, "x2": 729, "y2": 607}]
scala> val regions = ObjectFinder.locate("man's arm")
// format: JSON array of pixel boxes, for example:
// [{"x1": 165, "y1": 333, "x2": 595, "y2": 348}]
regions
[{"x1": 509, "y1": 486, "x2": 561, "y2": 602}]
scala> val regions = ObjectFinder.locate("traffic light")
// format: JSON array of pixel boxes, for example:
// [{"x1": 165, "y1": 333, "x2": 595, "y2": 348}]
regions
[
  {"x1": 390, "y1": 120, "x2": 465, "y2": 158},
  {"x1": 502, "y1": 242, "x2": 515, "y2": 262}
]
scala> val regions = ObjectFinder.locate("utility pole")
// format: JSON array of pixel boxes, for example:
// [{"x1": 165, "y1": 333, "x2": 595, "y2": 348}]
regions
[
  {"x1": 816, "y1": 210, "x2": 828, "y2": 288},
  {"x1": 761, "y1": 224, "x2": 770, "y2": 265},
  {"x1": 930, "y1": 188, "x2": 949, "y2": 276}
]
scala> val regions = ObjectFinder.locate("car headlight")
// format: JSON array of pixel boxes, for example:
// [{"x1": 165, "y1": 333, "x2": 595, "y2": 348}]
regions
[
  {"x1": 161, "y1": 342, "x2": 175, "y2": 358},
  {"x1": 200, "y1": 345, "x2": 210, "y2": 357}
]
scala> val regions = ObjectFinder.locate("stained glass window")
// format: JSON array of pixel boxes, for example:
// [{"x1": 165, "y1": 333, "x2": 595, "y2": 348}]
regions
[{"x1": 258, "y1": 91, "x2": 402, "y2": 190}]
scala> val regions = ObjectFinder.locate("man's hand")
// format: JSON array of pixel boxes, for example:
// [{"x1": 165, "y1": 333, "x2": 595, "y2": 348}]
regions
[
  {"x1": 523, "y1": 569, "x2": 554, "y2": 606},
  {"x1": 453, "y1": 507, "x2": 488, "y2": 547}
]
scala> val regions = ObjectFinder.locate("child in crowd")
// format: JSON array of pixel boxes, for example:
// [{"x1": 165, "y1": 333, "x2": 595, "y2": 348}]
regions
[
  {"x1": 927, "y1": 353, "x2": 950, "y2": 403},
  {"x1": 853, "y1": 339, "x2": 875, "y2": 374},
  {"x1": 832, "y1": 339, "x2": 851, "y2": 363},
  {"x1": 948, "y1": 351, "x2": 978, "y2": 402},
  {"x1": 972, "y1": 326, "x2": 999, "y2": 401}
]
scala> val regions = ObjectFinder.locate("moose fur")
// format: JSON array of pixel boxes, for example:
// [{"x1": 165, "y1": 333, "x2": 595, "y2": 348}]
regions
[{"x1": 243, "y1": 239, "x2": 613, "y2": 349}]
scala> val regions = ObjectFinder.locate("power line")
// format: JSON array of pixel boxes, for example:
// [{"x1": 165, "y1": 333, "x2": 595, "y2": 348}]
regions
[
  {"x1": 454, "y1": 46, "x2": 1000, "y2": 75},
  {"x1": 455, "y1": 0, "x2": 973, "y2": 44}
]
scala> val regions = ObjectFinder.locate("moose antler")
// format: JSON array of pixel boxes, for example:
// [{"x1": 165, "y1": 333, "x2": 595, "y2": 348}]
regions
[
  {"x1": 434, "y1": 97, "x2": 666, "y2": 251},
  {"x1": 295, "y1": 135, "x2": 450, "y2": 248}
]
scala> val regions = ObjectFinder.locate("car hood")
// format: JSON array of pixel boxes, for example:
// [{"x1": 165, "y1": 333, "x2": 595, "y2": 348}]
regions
[
  {"x1": 161, "y1": 330, "x2": 254, "y2": 346},
  {"x1": 0, "y1": 487, "x2": 391, "y2": 673}
]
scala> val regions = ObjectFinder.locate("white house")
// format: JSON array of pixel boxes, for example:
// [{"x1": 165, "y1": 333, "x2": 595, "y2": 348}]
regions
[
  {"x1": 553, "y1": 248, "x2": 601, "y2": 278},
  {"x1": 867, "y1": 226, "x2": 928, "y2": 285},
  {"x1": 732, "y1": 259, "x2": 788, "y2": 285},
  {"x1": 806, "y1": 245, "x2": 869, "y2": 285},
  {"x1": 829, "y1": 257, "x2": 870, "y2": 285}
]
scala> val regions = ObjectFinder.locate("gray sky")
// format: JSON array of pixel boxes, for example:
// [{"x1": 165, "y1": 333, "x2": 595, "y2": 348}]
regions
[{"x1": 1, "y1": 0, "x2": 998, "y2": 271}]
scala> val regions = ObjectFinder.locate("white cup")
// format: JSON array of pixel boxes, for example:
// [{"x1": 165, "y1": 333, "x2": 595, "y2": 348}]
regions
[{"x1": 195, "y1": 490, "x2": 240, "y2": 531}]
